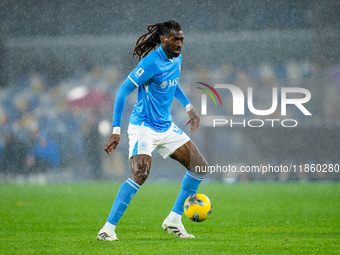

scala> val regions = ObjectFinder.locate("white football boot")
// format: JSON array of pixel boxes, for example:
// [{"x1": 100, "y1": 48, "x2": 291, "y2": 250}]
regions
[
  {"x1": 162, "y1": 217, "x2": 195, "y2": 238},
  {"x1": 97, "y1": 228, "x2": 119, "y2": 241}
]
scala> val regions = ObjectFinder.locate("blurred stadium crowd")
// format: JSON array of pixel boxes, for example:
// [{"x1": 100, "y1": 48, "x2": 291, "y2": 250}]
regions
[
  {"x1": 0, "y1": 67, "x2": 117, "y2": 179},
  {"x1": 0, "y1": 0, "x2": 339, "y2": 181}
]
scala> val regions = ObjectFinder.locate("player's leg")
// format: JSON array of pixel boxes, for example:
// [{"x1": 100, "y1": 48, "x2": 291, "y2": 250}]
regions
[
  {"x1": 98, "y1": 124, "x2": 154, "y2": 241},
  {"x1": 170, "y1": 140, "x2": 208, "y2": 173},
  {"x1": 97, "y1": 154, "x2": 151, "y2": 241},
  {"x1": 162, "y1": 141, "x2": 208, "y2": 238},
  {"x1": 157, "y1": 124, "x2": 208, "y2": 238},
  {"x1": 106, "y1": 155, "x2": 151, "y2": 224},
  {"x1": 169, "y1": 141, "x2": 207, "y2": 214},
  {"x1": 130, "y1": 154, "x2": 152, "y2": 185}
]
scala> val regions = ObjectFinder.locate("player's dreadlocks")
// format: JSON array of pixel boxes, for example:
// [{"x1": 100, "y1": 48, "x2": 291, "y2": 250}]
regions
[{"x1": 133, "y1": 20, "x2": 182, "y2": 60}]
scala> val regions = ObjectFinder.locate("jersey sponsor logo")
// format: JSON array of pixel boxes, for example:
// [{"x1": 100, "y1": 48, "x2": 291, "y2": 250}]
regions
[
  {"x1": 168, "y1": 78, "x2": 178, "y2": 87},
  {"x1": 160, "y1": 78, "x2": 178, "y2": 89}
]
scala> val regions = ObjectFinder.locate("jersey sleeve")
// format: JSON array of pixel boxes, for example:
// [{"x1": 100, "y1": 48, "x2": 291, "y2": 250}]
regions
[
  {"x1": 112, "y1": 77, "x2": 137, "y2": 127},
  {"x1": 128, "y1": 57, "x2": 156, "y2": 87},
  {"x1": 174, "y1": 85, "x2": 190, "y2": 110}
]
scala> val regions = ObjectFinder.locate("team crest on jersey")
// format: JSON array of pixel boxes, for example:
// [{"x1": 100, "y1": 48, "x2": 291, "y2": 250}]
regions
[
  {"x1": 160, "y1": 81, "x2": 168, "y2": 89},
  {"x1": 136, "y1": 67, "x2": 144, "y2": 77}
]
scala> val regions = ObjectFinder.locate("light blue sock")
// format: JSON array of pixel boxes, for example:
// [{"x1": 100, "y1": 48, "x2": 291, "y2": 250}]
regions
[
  {"x1": 172, "y1": 171, "x2": 204, "y2": 215},
  {"x1": 107, "y1": 178, "x2": 140, "y2": 225}
]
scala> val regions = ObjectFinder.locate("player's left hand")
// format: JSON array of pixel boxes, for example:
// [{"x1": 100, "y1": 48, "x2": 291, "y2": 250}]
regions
[{"x1": 185, "y1": 108, "x2": 200, "y2": 132}]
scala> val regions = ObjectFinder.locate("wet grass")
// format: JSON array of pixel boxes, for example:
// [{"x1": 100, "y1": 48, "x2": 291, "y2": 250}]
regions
[{"x1": 0, "y1": 181, "x2": 339, "y2": 254}]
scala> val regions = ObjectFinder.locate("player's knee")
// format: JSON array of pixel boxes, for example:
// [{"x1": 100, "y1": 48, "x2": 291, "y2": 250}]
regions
[
  {"x1": 130, "y1": 155, "x2": 151, "y2": 185},
  {"x1": 131, "y1": 160, "x2": 150, "y2": 185},
  {"x1": 131, "y1": 168, "x2": 149, "y2": 185}
]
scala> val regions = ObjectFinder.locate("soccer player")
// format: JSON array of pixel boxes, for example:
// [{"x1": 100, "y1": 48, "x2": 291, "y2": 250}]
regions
[{"x1": 97, "y1": 20, "x2": 208, "y2": 241}]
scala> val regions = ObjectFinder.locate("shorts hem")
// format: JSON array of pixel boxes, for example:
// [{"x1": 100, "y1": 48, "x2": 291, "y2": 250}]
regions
[{"x1": 161, "y1": 136, "x2": 190, "y2": 159}]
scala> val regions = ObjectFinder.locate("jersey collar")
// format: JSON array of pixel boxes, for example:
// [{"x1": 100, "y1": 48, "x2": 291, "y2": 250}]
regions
[{"x1": 157, "y1": 46, "x2": 172, "y2": 62}]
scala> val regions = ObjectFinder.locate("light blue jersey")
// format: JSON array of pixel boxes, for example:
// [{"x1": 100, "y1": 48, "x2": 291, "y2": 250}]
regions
[{"x1": 127, "y1": 46, "x2": 189, "y2": 132}]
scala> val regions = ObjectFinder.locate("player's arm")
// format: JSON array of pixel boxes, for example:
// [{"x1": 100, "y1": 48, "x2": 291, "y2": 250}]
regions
[
  {"x1": 174, "y1": 85, "x2": 200, "y2": 132},
  {"x1": 105, "y1": 78, "x2": 137, "y2": 155},
  {"x1": 105, "y1": 59, "x2": 154, "y2": 154}
]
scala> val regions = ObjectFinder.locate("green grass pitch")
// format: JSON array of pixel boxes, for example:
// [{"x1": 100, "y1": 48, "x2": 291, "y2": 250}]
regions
[{"x1": 0, "y1": 181, "x2": 339, "y2": 254}]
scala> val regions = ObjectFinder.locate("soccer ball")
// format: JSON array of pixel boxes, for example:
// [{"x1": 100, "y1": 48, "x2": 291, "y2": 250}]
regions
[{"x1": 184, "y1": 193, "x2": 212, "y2": 222}]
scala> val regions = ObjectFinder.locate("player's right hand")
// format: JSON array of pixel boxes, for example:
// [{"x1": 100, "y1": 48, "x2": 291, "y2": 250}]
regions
[{"x1": 104, "y1": 134, "x2": 120, "y2": 155}]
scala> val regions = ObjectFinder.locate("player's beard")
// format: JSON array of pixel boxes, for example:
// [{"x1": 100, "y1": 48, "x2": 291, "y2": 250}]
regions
[
  {"x1": 172, "y1": 49, "x2": 181, "y2": 58},
  {"x1": 163, "y1": 43, "x2": 181, "y2": 59},
  {"x1": 174, "y1": 52, "x2": 180, "y2": 58}
]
